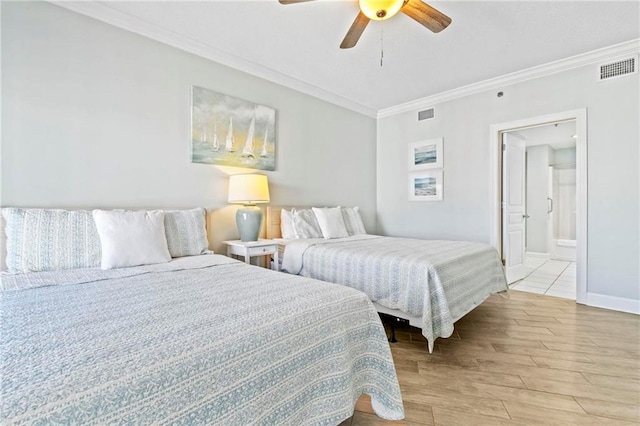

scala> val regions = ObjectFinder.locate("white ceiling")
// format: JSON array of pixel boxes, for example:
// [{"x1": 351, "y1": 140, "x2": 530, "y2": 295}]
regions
[
  {"x1": 514, "y1": 120, "x2": 577, "y2": 150},
  {"x1": 61, "y1": 1, "x2": 640, "y2": 114}
]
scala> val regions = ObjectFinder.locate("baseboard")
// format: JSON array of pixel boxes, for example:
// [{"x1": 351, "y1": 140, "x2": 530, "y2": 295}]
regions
[
  {"x1": 550, "y1": 256, "x2": 576, "y2": 262},
  {"x1": 586, "y1": 292, "x2": 640, "y2": 315},
  {"x1": 526, "y1": 252, "x2": 550, "y2": 259}
]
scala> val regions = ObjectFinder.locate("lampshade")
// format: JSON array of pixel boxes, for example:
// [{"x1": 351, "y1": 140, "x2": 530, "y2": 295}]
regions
[
  {"x1": 359, "y1": 0, "x2": 404, "y2": 20},
  {"x1": 228, "y1": 174, "x2": 270, "y2": 204}
]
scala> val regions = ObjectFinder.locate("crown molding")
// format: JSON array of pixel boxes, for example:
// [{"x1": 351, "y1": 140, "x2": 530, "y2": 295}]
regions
[
  {"x1": 44, "y1": 3, "x2": 640, "y2": 121},
  {"x1": 377, "y1": 39, "x2": 640, "y2": 119},
  {"x1": 53, "y1": 1, "x2": 378, "y2": 118}
]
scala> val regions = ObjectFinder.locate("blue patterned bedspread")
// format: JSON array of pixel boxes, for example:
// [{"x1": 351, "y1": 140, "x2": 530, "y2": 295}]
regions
[
  {"x1": 0, "y1": 255, "x2": 404, "y2": 425},
  {"x1": 283, "y1": 236, "x2": 509, "y2": 352}
]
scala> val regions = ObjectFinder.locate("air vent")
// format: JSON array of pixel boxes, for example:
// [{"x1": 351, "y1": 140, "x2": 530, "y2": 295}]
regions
[
  {"x1": 417, "y1": 108, "x2": 435, "y2": 121},
  {"x1": 598, "y1": 56, "x2": 637, "y2": 81}
]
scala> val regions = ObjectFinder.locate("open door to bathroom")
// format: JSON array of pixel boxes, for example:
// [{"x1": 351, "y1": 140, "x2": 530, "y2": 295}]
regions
[{"x1": 490, "y1": 109, "x2": 587, "y2": 304}]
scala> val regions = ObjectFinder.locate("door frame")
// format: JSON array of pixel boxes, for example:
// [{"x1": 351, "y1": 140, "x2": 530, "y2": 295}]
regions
[{"x1": 489, "y1": 109, "x2": 587, "y2": 304}]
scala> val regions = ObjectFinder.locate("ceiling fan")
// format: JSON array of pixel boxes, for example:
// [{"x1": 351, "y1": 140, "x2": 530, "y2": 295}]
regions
[{"x1": 279, "y1": 0, "x2": 452, "y2": 49}]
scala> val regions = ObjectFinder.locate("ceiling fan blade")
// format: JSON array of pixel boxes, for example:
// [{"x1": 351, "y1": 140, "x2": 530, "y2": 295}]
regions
[
  {"x1": 340, "y1": 12, "x2": 370, "y2": 49},
  {"x1": 278, "y1": 0, "x2": 316, "y2": 4},
  {"x1": 401, "y1": 0, "x2": 451, "y2": 33}
]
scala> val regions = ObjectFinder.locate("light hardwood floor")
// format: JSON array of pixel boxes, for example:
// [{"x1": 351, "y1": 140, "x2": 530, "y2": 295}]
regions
[{"x1": 343, "y1": 290, "x2": 640, "y2": 425}]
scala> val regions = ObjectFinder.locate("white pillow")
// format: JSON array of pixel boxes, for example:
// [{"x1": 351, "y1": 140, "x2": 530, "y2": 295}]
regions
[
  {"x1": 93, "y1": 210, "x2": 171, "y2": 270},
  {"x1": 291, "y1": 208, "x2": 323, "y2": 239},
  {"x1": 312, "y1": 207, "x2": 349, "y2": 239},
  {"x1": 342, "y1": 206, "x2": 367, "y2": 235},
  {"x1": 280, "y1": 209, "x2": 296, "y2": 239}
]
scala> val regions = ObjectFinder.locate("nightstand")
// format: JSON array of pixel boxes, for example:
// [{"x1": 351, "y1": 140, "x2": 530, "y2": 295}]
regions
[{"x1": 223, "y1": 239, "x2": 279, "y2": 271}]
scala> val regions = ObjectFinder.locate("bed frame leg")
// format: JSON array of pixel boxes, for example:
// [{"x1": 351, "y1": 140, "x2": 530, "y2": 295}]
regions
[
  {"x1": 379, "y1": 313, "x2": 398, "y2": 343},
  {"x1": 388, "y1": 321, "x2": 398, "y2": 343}
]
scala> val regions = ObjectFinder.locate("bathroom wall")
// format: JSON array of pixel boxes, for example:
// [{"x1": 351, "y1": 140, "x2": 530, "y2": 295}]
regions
[{"x1": 552, "y1": 147, "x2": 577, "y2": 241}]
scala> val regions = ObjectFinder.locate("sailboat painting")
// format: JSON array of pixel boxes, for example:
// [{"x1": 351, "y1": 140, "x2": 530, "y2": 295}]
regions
[{"x1": 191, "y1": 86, "x2": 276, "y2": 171}]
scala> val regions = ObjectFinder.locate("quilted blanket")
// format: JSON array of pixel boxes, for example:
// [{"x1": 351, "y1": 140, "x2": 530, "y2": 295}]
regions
[
  {"x1": 0, "y1": 255, "x2": 404, "y2": 425},
  {"x1": 282, "y1": 236, "x2": 509, "y2": 352}
]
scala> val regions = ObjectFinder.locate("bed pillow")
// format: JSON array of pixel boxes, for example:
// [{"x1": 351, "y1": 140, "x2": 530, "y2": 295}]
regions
[
  {"x1": 2, "y1": 208, "x2": 102, "y2": 274},
  {"x1": 164, "y1": 208, "x2": 209, "y2": 257},
  {"x1": 280, "y1": 209, "x2": 296, "y2": 239},
  {"x1": 312, "y1": 207, "x2": 349, "y2": 239},
  {"x1": 93, "y1": 210, "x2": 171, "y2": 270},
  {"x1": 342, "y1": 206, "x2": 367, "y2": 235},
  {"x1": 291, "y1": 208, "x2": 323, "y2": 239}
]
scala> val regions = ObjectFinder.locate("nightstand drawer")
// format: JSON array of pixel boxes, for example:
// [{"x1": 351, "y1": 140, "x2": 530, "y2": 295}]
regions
[
  {"x1": 223, "y1": 240, "x2": 279, "y2": 271},
  {"x1": 247, "y1": 245, "x2": 277, "y2": 256}
]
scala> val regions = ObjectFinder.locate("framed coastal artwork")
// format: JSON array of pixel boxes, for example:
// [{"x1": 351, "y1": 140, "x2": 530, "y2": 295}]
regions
[
  {"x1": 409, "y1": 170, "x2": 443, "y2": 202},
  {"x1": 409, "y1": 138, "x2": 443, "y2": 170},
  {"x1": 191, "y1": 86, "x2": 276, "y2": 171}
]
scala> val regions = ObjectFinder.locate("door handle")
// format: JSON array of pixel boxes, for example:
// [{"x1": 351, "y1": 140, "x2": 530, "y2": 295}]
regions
[
  {"x1": 523, "y1": 214, "x2": 530, "y2": 219},
  {"x1": 547, "y1": 197, "x2": 553, "y2": 214}
]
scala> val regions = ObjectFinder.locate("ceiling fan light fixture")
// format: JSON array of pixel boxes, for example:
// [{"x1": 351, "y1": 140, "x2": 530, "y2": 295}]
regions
[{"x1": 359, "y1": 0, "x2": 405, "y2": 20}]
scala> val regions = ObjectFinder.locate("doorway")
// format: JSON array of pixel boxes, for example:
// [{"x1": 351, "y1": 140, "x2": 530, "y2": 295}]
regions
[
  {"x1": 503, "y1": 121, "x2": 577, "y2": 299},
  {"x1": 489, "y1": 109, "x2": 587, "y2": 304}
]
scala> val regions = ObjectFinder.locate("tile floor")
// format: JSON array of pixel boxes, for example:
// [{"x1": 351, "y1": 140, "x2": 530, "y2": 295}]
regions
[{"x1": 509, "y1": 255, "x2": 576, "y2": 299}]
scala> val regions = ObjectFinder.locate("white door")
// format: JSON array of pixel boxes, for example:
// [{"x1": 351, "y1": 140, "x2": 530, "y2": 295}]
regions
[{"x1": 502, "y1": 133, "x2": 527, "y2": 283}]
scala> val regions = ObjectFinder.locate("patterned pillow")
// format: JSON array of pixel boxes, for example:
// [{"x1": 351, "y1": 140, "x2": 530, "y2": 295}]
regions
[
  {"x1": 341, "y1": 207, "x2": 367, "y2": 235},
  {"x1": 2, "y1": 208, "x2": 101, "y2": 274},
  {"x1": 291, "y1": 208, "x2": 323, "y2": 239},
  {"x1": 163, "y1": 208, "x2": 209, "y2": 257}
]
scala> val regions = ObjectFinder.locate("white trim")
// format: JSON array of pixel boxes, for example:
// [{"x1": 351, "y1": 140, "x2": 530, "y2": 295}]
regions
[
  {"x1": 489, "y1": 109, "x2": 588, "y2": 305},
  {"x1": 53, "y1": 1, "x2": 378, "y2": 118},
  {"x1": 378, "y1": 39, "x2": 640, "y2": 119},
  {"x1": 550, "y1": 256, "x2": 576, "y2": 262},
  {"x1": 587, "y1": 293, "x2": 640, "y2": 315},
  {"x1": 51, "y1": 2, "x2": 638, "y2": 119}
]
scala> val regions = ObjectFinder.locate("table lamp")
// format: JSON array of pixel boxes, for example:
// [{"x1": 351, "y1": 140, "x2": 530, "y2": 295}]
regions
[{"x1": 228, "y1": 174, "x2": 270, "y2": 242}]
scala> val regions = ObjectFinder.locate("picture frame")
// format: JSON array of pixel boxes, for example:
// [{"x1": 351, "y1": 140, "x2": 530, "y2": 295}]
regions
[
  {"x1": 408, "y1": 138, "x2": 443, "y2": 170},
  {"x1": 191, "y1": 85, "x2": 276, "y2": 171},
  {"x1": 409, "y1": 170, "x2": 443, "y2": 202}
]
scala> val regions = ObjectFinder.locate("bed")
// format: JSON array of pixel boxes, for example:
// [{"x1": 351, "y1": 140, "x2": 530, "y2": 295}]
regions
[
  {"x1": 267, "y1": 206, "x2": 509, "y2": 352},
  {"x1": 0, "y1": 208, "x2": 404, "y2": 424}
]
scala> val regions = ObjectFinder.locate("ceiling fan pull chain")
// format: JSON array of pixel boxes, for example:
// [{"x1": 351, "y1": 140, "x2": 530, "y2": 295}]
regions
[{"x1": 380, "y1": 22, "x2": 384, "y2": 67}]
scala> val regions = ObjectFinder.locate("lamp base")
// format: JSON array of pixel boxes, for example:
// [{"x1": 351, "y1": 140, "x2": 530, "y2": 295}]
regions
[{"x1": 236, "y1": 205, "x2": 263, "y2": 242}]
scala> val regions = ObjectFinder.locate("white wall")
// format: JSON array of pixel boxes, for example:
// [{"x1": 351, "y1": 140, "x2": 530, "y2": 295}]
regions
[
  {"x1": 3, "y1": 2, "x2": 638, "y2": 310},
  {"x1": 1, "y1": 2, "x2": 377, "y2": 254},
  {"x1": 552, "y1": 147, "x2": 577, "y2": 242},
  {"x1": 554, "y1": 147, "x2": 577, "y2": 165},
  {"x1": 378, "y1": 60, "x2": 639, "y2": 305},
  {"x1": 525, "y1": 145, "x2": 552, "y2": 254}
]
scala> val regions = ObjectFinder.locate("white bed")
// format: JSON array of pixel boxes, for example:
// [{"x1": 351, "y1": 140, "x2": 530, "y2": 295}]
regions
[
  {"x1": 0, "y1": 208, "x2": 404, "y2": 424},
  {"x1": 267, "y1": 206, "x2": 509, "y2": 352}
]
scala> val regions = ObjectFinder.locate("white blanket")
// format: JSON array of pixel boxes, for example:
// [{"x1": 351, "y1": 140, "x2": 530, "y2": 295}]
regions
[
  {"x1": 281, "y1": 235, "x2": 380, "y2": 274},
  {"x1": 280, "y1": 236, "x2": 508, "y2": 352},
  {"x1": 1, "y1": 254, "x2": 404, "y2": 424}
]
